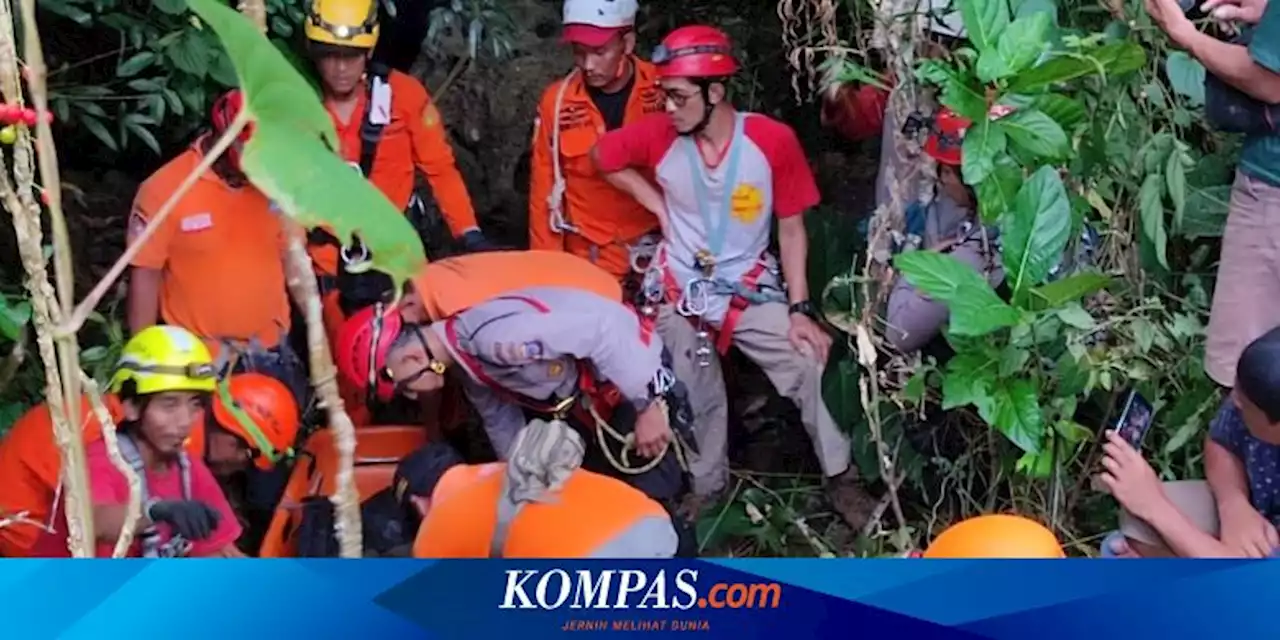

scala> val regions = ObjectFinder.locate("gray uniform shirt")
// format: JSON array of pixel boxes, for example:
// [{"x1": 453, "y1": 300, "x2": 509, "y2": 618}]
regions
[{"x1": 430, "y1": 286, "x2": 665, "y2": 458}]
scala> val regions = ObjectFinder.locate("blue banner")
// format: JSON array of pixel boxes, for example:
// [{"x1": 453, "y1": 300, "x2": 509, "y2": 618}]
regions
[{"x1": 0, "y1": 559, "x2": 1264, "y2": 638}]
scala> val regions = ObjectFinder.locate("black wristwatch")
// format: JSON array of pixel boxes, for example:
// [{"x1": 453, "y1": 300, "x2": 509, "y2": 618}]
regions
[{"x1": 789, "y1": 300, "x2": 817, "y2": 319}]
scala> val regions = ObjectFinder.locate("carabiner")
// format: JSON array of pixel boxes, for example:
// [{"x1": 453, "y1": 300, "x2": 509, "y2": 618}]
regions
[{"x1": 340, "y1": 241, "x2": 371, "y2": 267}]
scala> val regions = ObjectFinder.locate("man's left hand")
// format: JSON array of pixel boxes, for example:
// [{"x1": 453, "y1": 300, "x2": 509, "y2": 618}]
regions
[
  {"x1": 1145, "y1": 0, "x2": 1198, "y2": 45},
  {"x1": 1098, "y1": 430, "x2": 1169, "y2": 522},
  {"x1": 787, "y1": 313, "x2": 832, "y2": 363}
]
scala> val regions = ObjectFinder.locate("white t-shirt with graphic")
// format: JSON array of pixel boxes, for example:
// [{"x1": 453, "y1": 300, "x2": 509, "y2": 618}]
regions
[{"x1": 595, "y1": 111, "x2": 820, "y2": 324}]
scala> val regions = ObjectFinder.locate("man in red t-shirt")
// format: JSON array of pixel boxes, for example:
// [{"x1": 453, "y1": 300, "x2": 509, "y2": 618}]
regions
[
  {"x1": 591, "y1": 25, "x2": 875, "y2": 527},
  {"x1": 30, "y1": 326, "x2": 246, "y2": 558}
]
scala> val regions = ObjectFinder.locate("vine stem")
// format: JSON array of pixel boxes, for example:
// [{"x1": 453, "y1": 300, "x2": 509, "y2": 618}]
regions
[
  {"x1": 0, "y1": 0, "x2": 95, "y2": 556},
  {"x1": 80, "y1": 372, "x2": 141, "y2": 558},
  {"x1": 236, "y1": 0, "x2": 362, "y2": 557}
]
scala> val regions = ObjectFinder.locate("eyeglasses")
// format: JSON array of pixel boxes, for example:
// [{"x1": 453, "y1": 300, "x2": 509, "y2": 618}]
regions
[{"x1": 661, "y1": 88, "x2": 700, "y2": 109}]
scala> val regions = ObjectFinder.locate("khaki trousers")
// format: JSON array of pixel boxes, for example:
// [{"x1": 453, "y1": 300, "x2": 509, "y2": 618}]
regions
[
  {"x1": 656, "y1": 302, "x2": 852, "y2": 496},
  {"x1": 1205, "y1": 171, "x2": 1280, "y2": 387}
]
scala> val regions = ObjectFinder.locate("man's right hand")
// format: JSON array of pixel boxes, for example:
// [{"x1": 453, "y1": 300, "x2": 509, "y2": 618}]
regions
[
  {"x1": 1218, "y1": 498, "x2": 1279, "y2": 558},
  {"x1": 147, "y1": 500, "x2": 222, "y2": 541},
  {"x1": 1201, "y1": 0, "x2": 1268, "y2": 23},
  {"x1": 633, "y1": 400, "x2": 673, "y2": 460}
]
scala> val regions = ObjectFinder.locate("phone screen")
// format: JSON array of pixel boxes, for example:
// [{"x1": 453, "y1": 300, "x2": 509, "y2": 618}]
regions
[{"x1": 1114, "y1": 390, "x2": 1155, "y2": 450}]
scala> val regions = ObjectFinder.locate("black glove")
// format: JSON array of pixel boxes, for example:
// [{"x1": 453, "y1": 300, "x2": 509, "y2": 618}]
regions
[
  {"x1": 147, "y1": 499, "x2": 222, "y2": 541},
  {"x1": 461, "y1": 229, "x2": 498, "y2": 253}
]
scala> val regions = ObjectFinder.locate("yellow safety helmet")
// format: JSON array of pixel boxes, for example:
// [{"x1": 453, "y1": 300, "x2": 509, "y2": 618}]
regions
[
  {"x1": 108, "y1": 326, "x2": 218, "y2": 396},
  {"x1": 305, "y1": 0, "x2": 380, "y2": 50}
]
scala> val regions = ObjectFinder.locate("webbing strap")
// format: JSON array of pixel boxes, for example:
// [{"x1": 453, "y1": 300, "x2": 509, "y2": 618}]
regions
[
  {"x1": 118, "y1": 433, "x2": 192, "y2": 503},
  {"x1": 677, "y1": 112, "x2": 746, "y2": 258},
  {"x1": 359, "y1": 62, "x2": 392, "y2": 179},
  {"x1": 488, "y1": 474, "x2": 526, "y2": 558}
]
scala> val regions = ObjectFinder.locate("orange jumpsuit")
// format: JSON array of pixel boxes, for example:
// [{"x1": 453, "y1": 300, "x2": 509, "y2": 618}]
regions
[{"x1": 528, "y1": 58, "x2": 665, "y2": 280}]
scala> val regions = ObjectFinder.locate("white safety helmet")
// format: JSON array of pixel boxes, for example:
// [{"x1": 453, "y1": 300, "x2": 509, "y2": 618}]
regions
[
  {"x1": 924, "y1": 0, "x2": 965, "y2": 38},
  {"x1": 562, "y1": 0, "x2": 638, "y2": 46}
]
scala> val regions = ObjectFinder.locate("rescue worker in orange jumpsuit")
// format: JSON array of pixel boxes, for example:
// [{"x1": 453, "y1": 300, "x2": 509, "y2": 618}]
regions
[
  {"x1": 12, "y1": 327, "x2": 300, "y2": 558},
  {"x1": 303, "y1": 0, "x2": 494, "y2": 322},
  {"x1": 334, "y1": 286, "x2": 698, "y2": 552},
  {"x1": 391, "y1": 428, "x2": 683, "y2": 558},
  {"x1": 126, "y1": 89, "x2": 306, "y2": 406},
  {"x1": 529, "y1": 0, "x2": 665, "y2": 288}
]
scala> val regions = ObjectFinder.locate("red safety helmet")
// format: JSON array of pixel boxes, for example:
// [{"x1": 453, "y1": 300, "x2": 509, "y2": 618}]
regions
[
  {"x1": 211, "y1": 373, "x2": 299, "y2": 470},
  {"x1": 925, "y1": 104, "x2": 1017, "y2": 166},
  {"x1": 336, "y1": 302, "x2": 404, "y2": 403},
  {"x1": 652, "y1": 25, "x2": 739, "y2": 78},
  {"x1": 210, "y1": 89, "x2": 253, "y2": 169}
]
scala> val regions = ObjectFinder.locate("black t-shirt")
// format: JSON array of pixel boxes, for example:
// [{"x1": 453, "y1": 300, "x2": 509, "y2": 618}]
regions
[{"x1": 587, "y1": 71, "x2": 636, "y2": 132}]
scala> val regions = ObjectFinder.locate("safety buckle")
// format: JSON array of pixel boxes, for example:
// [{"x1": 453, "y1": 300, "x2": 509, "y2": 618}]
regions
[{"x1": 340, "y1": 241, "x2": 371, "y2": 267}]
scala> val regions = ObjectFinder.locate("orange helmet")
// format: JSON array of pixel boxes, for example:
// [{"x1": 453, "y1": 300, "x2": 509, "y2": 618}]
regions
[
  {"x1": 211, "y1": 373, "x2": 300, "y2": 470},
  {"x1": 923, "y1": 514, "x2": 1065, "y2": 558}
]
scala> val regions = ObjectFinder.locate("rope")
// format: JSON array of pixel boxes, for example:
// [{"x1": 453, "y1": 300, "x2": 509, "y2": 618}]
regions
[
  {"x1": 547, "y1": 69, "x2": 580, "y2": 236},
  {"x1": 584, "y1": 397, "x2": 692, "y2": 476}
]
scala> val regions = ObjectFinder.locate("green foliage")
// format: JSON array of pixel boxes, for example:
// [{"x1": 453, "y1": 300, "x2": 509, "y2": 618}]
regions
[
  {"x1": 187, "y1": 0, "x2": 426, "y2": 285},
  {"x1": 41, "y1": 0, "x2": 307, "y2": 155}
]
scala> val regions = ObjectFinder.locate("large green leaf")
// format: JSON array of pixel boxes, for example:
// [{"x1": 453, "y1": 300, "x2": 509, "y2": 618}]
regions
[
  {"x1": 1001, "y1": 166, "x2": 1072, "y2": 296},
  {"x1": 976, "y1": 12, "x2": 1052, "y2": 82},
  {"x1": 1181, "y1": 185, "x2": 1231, "y2": 238},
  {"x1": 894, "y1": 250, "x2": 1022, "y2": 337},
  {"x1": 1032, "y1": 94, "x2": 1087, "y2": 131},
  {"x1": 166, "y1": 30, "x2": 209, "y2": 78},
  {"x1": 998, "y1": 108, "x2": 1069, "y2": 160},
  {"x1": 1007, "y1": 41, "x2": 1146, "y2": 93},
  {"x1": 940, "y1": 74, "x2": 989, "y2": 122},
  {"x1": 962, "y1": 118, "x2": 1007, "y2": 185},
  {"x1": 187, "y1": 0, "x2": 425, "y2": 285},
  {"x1": 1028, "y1": 271, "x2": 1110, "y2": 309},
  {"x1": 1139, "y1": 172, "x2": 1169, "y2": 269},
  {"x1": 959, "y1": 0, "x2": 1011, "y2": 54},
  {"x1": 980, "y1": 378, "x2": 1045, "y2": 453},
  {"x1": 942, "y1": 350, "x2": 999, "y2": 411},
  {"x1": 1165, "y1": 51, "x2": 1206, "y2": 107},
  {"x1": 976, "y1": 160, "x2": 1023, "y2": 223}
]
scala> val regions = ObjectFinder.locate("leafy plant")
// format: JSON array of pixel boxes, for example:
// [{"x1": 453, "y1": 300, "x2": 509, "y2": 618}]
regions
[
  {"x1": 41, "y1": 0, "x2": 307, "y2": 154},
  {"x1": 894, "y1": 0, "x2": 1147, "y2": 474}
]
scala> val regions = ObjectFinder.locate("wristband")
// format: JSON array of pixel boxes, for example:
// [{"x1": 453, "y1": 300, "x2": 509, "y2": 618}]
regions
[{"x1": 789, "y1": 300, "x2": 817, "y2": 319}]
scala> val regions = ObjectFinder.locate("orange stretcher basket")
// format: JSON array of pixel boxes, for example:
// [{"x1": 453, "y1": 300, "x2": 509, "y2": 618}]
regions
[{"x1": 258, "y1": 425, "x2": 426, "y2": 557}]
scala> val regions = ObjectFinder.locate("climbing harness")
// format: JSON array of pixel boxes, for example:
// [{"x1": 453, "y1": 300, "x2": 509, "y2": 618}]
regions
[
  {"x1": 634, "y1": 113, "x2": 787, "y2": 366},
  {"x1": 118, "y1": 433, "x2": 194, "y2": 559}
]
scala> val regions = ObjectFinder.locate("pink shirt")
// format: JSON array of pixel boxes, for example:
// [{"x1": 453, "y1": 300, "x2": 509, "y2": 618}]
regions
[
  {"x1": 594, "y1": 111, "x2": 820, "y2": 324},
  {"x1": 31, "y1": 438, "x2": 241, "y2": 558}
]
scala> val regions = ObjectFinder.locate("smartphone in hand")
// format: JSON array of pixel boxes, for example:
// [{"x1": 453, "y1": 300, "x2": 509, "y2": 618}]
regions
[{"x1": 1113, "y1": 389, "x2": 1156, "y2": 451}]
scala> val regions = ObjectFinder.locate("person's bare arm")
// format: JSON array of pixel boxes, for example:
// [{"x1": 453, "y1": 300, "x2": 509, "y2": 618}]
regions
[
  {"x1": 92, "y1": 504, "x2": 152, "y2": 544},
  {"x1": 1205, "y1": 437, "x2": 1253, "y2": 512},
  {"x1": 1141, "y1": 497, "x2": 1239, "y2": 557},
  {"x1": 777, "y1": 215, "x2": 810, "y2": 305},
  {"x1": 1170, "y1": 22, "x2": 1280, "y2": 103},
  {"x1": 127, "y1": 267, "x2": 163, "y2": 334}
]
